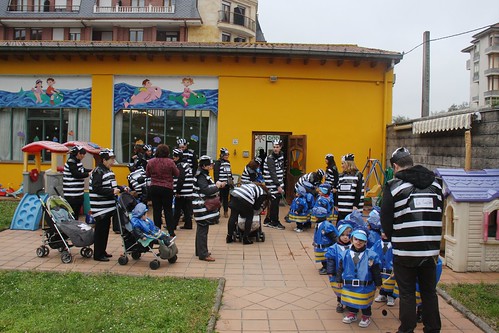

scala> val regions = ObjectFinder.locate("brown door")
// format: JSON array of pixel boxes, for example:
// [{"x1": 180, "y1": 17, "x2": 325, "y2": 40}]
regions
[{"x1": 285, "y1": 135, "x2": 307, "y2": 204}]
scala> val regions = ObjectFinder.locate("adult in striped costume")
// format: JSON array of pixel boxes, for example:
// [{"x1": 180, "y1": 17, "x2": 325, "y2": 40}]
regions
[
  {"x1": 324, "y1": 154, "x2": 339, "y2": 191},
  {"x1": 127, "y1": 164, "x2": 149, "y2": 204},
  {"x1": 335, "y1": 154, "x2": 365, "y2": 221},
  {"x1": 263, "y1": 139, "x2": 285, "y2": 230},
  {"x1": 63, "y1": 145, "x2": 92, "y2": 219},
  {"x1": 226, "y1": 183, "x2": 270, "y2": 244},
  {"x1": 240, "y1": 157, "x2": 263, "y2": 184},
  {"x1": 172, "y1": 148, "x2": 194, "y2": 230},
  {"x1": 380, "y1": 147, "x2": 443, "y2": 333},
  {"x1": 214, "y1": 148, "x2": 233, "y2": 218},
  {"x1": 193, "y1": 155, "x2": 226, "y2": 262},
  {"x1": 176, "y1": 138, "x2": 198, "y2": 172},
  {"x1": 293, "y1": 169, "x2": 324, "y2": 193},
  {"x1": 90, "y1": 149, "x2": 121, "y2": 262}
]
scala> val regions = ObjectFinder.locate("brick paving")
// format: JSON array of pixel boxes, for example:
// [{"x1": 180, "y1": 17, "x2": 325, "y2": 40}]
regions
[{"x1": 1, "y1": 206, "x2": 497, "y2": 332}]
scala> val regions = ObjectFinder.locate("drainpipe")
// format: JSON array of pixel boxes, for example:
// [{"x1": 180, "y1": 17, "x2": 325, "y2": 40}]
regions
[
  {"x1": 382, "y1": 59, "x2": 395, "y2": 168},
  {"x1": 464, "y1": 130, "x2": 471, "y2": 171}
]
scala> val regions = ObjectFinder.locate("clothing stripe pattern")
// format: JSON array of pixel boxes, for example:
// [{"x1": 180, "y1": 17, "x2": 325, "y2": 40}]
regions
[
  {"x1": 89, "y1": 167, "x2": 117, "y2": 218},
  {"x1": 336, "y1": 172, "x2": 365, "y2": 216},
  {"x1": 62, "y1": 157, "x2": 86, "y2": 197}
]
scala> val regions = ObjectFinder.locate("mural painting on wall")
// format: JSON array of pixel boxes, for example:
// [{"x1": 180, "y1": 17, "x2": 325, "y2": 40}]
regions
[
  {"x1": 0, "y1": 76, "x2": 91, "y2": 108},
  {"x1": 115, "y1": 76, "x2": 218, "y2": 114}
]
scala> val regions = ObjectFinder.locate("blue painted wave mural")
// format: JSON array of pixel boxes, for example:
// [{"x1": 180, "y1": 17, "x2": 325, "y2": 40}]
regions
[
  {"x1": 114, "y1": 82, "x2": 218, "y2": 114},
  {"x1": 0, "y1": 87, "x2": 91, "y2": 108}
]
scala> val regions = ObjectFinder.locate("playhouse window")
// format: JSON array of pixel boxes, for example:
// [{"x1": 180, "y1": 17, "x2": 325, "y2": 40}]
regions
[
  {"x1": 446, "y1": 206, "x2": 455, "y2": 238},
  {"x1": 484, "y1": 209, "x2": 498, "y2": 241}
]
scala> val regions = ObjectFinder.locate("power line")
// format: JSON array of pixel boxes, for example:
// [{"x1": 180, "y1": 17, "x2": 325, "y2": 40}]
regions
[{"x1": 403, "y1": 24, "x2": 491, "y2": 55}]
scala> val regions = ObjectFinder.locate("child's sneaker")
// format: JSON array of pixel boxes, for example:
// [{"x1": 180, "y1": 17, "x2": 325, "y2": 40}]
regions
[
  {"x1": 294, "y1": 227, "x2": 304, "y2": 233},
  {"x1": 375, "y1": 294, "x2": 387, "y2": 303},
  {"x1": 342, "y1": 312, "x2": 357, "y2": 324},
  {"x1": 387, "y1": 296, "x2": 395, "y2": 306},
  {"x1": 358, "y1": 315, "x2": 371, "y2": 328},
  {"x1": 318, "y1": 267, "x2": 327, "y2": 275},
  {"x1": 336, "y1": 302, "x2": 344, "y2": 313}
]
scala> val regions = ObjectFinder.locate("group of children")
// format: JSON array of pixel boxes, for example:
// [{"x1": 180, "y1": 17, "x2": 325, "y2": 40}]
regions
[{"x1": 285, "y1": 171, "x2": 396, "y2": 328}]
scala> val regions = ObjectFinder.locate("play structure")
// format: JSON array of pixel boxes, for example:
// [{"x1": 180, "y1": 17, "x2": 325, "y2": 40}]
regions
[
  {"x1": 436, "y1": 168, "x2": 499, "y2": 272},
  {"x1": 361, "y1": 157, "x2": 384, "y2": 206},
  {"x1": 10, "y1": 141, "x2": 69, "y2": 231}
]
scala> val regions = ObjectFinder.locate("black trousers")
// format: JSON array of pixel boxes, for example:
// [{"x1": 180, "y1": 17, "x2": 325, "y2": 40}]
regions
[
  {"x1": 195, "y1": 223, "x2": 210, "y2": 259},
  {"x1": 394, "y1": 256, "x2": 441, "y2": 333},
  {"x1": 269, "y1": 193, "x2": 281, "y2": 223},
  {"x1": 173, "y1": 196, "x2": 192, "y2": 228},
  {"x1": 227, "y1": 197, "x2": 253, "y2": 238},
  {"x1": 219, "y1": 186, "x2": 230, "y2": 213},
  {"x1": 150, "y1": 185, "x2": 175, "y2": 235},
  {"x1": 346, "y1": 305, "x2": 372, "y2": 316},
  {"x1": 94, "y1": 213, "x2": 111, "y2": 259},
  {"x1": 66, "y1": 195, "x2": 83, "y2": 220}
]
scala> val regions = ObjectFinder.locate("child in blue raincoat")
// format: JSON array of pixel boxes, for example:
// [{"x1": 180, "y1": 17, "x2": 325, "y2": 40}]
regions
[
  {"x1": 372, "y1": 235, "x2": 397, "y2": 307},
  {"x1": 337, "y1": 229, "x2": 382, "y2": 328},
  {"x1": 285, "y1": 182, "x2": 314, "y2": 232},
  {"x1": 325, "y1": 222, "x2": 353, "y2": 313},
  {"x1": 366, "y1": 209, "x2": 382, "y2": 249},
  {"x1": 312, "y1": 206, "x2": 338, "y2": 275}
]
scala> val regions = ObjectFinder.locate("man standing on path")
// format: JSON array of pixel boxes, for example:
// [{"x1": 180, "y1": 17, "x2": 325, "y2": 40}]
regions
[
  {"x1": 380, "y1": 147, "x2": 443, "y2": 333},
  {"x1": 263, "y1": 139, "x2": 286, "y2": 230}
]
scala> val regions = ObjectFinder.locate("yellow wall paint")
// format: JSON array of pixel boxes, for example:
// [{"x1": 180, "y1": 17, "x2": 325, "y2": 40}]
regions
[{"x1": 0, "y1": 55, "x2": 395, "y2": 188}]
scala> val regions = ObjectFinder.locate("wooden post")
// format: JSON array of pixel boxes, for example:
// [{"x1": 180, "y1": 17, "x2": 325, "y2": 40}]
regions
[{"x1": 464, "y1": 130, "x2": 471, "y2": 171}]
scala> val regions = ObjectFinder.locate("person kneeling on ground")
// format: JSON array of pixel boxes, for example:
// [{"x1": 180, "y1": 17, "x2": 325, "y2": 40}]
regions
[{"x1": 130, "y1": 203, "x2": 177, "y2": 260}]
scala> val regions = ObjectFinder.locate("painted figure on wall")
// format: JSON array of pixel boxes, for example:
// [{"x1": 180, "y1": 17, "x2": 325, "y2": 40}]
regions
[
  {"x1": 27, "y1": 77, "x2": 64, "y2": 105},
  {"x1": 168, "y1": 77, "x2": 206, "y2": 107},
  {"x1": 46, "y1": 78, "x2": 61, "y2": 105},
  {"x1": 123, "y1": 79, "x2": 162, "y2": 108},
  {"x1": 32, "y1": 79, "x2": 44, "y2": 103}
]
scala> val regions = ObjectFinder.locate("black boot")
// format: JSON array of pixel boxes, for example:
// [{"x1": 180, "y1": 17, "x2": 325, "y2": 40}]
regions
[
  {"x1": 226, "y1": 235, "x2": 233, "y2": 243},
  {"x1": 242, "y1": 237, "x2": 253, "y2": 245}
]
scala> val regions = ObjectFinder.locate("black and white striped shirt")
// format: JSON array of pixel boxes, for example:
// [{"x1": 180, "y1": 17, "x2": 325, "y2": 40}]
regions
[
  {"x1": 214, "y1": 159, "x2": 232, "y2": 183},
  {"x1": 127, "y1": 168, "x2": 149, "y2": 196},
  {"x1": 336, "y1": 171, "x2": 365, "y2": 216},
  {"x1": 241, "y1": 165, "x2": 257, "y2": 184},
  {"x1": 63, "y1": 157, "x2": 90, "y2": 198},
  {"x1": 263, "y1": 153, "x2": 284, "y2": 195},
  {"x1": 89, "y1": 164, "x2": 117, "y2": 219},
  {"x1": 388, "y1": 178, "x2": 442, "y2": 257},
  {"x1": 231, "y1": 183, "x2": 266, "y2": 206},
  {"x1": 173, "y1": 162, "x2": 194, "y2": 197}
]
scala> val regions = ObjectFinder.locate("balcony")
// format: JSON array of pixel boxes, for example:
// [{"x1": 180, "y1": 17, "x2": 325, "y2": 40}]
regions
[
  {"x1": 94, "y1": 4, "x2": 175, "y2": 14},
  {"x1": 484, "y1": 68, "x2": 499, "y2": 76},
  {"x1": 485, "y1": 45, "x2": 499, "y2": 55},
  {"x1": 218, "y1": 10, "x2": 256, "y2": 36},
  {"x1": 7, "y1": 4, "x2": 79, "y2": 12},
  {"x1": 484, "y1": 90, "x2": 499, "y2": 97}
]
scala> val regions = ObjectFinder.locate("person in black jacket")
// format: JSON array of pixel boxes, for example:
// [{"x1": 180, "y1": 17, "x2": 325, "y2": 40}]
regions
[
  {"x1": 214, "y1": 147, "x2": 233, "y2": 218},
  {"x1": 380, "y1": 147, "x2": 443, "y2": 333},
  {"x1": 172, "y1": 148, "x2": 194, "y2": 230},
  {"x1": 63, "y1": 145, "x2": 92, "y2": 219}
]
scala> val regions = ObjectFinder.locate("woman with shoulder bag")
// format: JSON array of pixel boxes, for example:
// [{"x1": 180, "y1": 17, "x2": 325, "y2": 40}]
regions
[{"x1": 193, "y1": 155, "x2": 226, "y2": 262}]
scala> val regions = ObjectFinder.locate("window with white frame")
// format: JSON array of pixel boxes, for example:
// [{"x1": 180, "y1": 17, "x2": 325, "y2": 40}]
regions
[
  {"x1": 233, "y1": 5, "x2": 246, "y2": 26},
  {"x1": 483, "y1": 209, "x2": 498, "y2": 241},
  {"x1": 221, "y1": 1, "x2": 230, "y2": 22},
  {"x1": 14, "y1": 28, "x2": 26, "y2": 40},
  {"x1": 30, "y1": 28, "x2": 43, "y2": 40},
  {"x1": 221, "y1": 32, "x2": 231, "y2": 42},
  {"x1": 234, "y1": 36, "x2": 246, "y2": 42},
  {"x1": 69, "y1": 28, "x2": 81, "y2": 41},
  {"x1": 130, "y1": 29, "x2": 144, "y2": 42}
]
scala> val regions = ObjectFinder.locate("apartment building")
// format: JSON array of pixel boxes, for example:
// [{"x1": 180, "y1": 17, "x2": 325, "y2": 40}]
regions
[
  {"x1": 0, "y1": 0, "x2": 264, "y2": 43},
  {"x1": 462, "y1": 23, "x2": 499, "y2": 108}
]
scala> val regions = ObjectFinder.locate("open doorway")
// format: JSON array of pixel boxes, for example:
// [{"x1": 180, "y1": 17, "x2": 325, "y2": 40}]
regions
[{"x1": 252, "y1": 132, "x2": 307, "y2": 204}]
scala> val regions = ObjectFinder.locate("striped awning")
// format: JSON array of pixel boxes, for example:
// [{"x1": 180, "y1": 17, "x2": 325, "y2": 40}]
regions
[{"x1": 412, "y1": 113, "x2": 473, "y2": 134}]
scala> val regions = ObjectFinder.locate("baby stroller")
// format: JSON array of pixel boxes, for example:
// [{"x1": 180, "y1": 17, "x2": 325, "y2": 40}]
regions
[
  {"x1": 35, "y1": 189, "x2": 94, "y2": 264},
  {"x1": 116, "y1": 192, "x2": 178, "y2": 270},
  {"x1": 234, "y1": 212, "x2": 265, "y2": 242}
]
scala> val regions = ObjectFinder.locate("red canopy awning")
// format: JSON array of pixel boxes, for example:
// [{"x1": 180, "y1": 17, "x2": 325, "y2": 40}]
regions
[{"x1": 21, "y1": 141, "x2": 69, "y2": 154}]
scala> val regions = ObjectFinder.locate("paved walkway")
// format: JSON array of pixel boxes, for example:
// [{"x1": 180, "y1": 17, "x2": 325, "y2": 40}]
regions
[{"x1": 1, "y1": 207, "x2": 497, "y2": 332}]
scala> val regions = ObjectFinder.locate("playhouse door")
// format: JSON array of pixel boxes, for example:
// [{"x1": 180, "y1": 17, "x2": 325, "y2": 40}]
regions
[{"x1": 286, "y1": 135, "x2": 307, "y2": 204}]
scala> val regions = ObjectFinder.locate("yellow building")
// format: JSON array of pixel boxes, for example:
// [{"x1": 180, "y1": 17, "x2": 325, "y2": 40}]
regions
[{"x1": 0, "y1": 41, "x2": 402, "y2": 199}]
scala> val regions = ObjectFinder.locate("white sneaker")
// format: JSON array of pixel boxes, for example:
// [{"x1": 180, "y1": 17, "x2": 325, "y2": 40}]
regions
[
  {"x1": 358, "y1": 315, "x2": 371, "y2": 328},
  {"x1": 342, "y1": 312, "x2": 357, "y2": 324},
  {"x1": 295, "y1": 228, "x2": 304, "y2": 233},
  {"x1": 387, "y1": 296, "x2": 395, "y2": 306},
  {"x1": 375, "y1": 294, "x2": 387, "y2": 303}
]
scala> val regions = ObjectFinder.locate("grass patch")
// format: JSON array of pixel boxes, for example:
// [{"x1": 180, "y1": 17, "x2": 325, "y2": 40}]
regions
[
  {"x1": 440, "y1": 282, "x2": 498, "y2": 330},
  {"x1": 0, "y1": 270, "x2": 219, "y2": 333},
  {"x1": 0, "y1": 200, "x2": 19, "y2": 231}
]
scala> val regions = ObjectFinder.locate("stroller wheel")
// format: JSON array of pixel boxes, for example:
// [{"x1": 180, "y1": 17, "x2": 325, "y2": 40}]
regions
[
  {"x1": 149, "y1": 259, "x2": 160, "y2": 270},
  {"x1": 43, "y1": 246, "x2": 49, "y2": 257},
  {"x1": 260, "y1": 232, "x2": 265, "y2": 242},
  {"x1": 167, "y1": 255, "x2": 178, "y2": 264},
  {"x1": 118, "y1": 255, "x2": 129, "y2": 265},
  {"x1": 131, "y1": 252, "x2": 141, "y2": 260},
  {"x1": 61, "y1": 251, "x2": 73, "y2": 264},
  {"x1": 36, "y1": 247, "x2": 45, "y2": 258},
  {"x1": 80, "y1": 247, "x2": 93, "y2": 258}
]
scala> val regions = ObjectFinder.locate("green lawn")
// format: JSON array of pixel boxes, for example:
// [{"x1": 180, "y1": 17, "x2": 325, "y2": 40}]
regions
[
  {"x1": 0, "y1": 200, "x2": 18, "y2": 231},
  {"x1": 440, "y1": 282, "x2": 499, "y2": 331},
  {"x1": 0, "y1": 271, "x2": 219, "y2": 333}
]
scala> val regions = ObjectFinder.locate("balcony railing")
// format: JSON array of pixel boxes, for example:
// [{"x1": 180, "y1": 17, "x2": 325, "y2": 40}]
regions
[
  {"x1": 218, "y1": 10, "x2": 256, "y2": 32},
  {"x1": 485, "y1": 45, "x2": 499, "y2": 54},
  {"x1": 484, "y1": 68, "x2": 499, "y2": 76},
  {"x1": 7, "y1": 4, "x2": 80, "y2": 12},
  {"x1": 94, "y1": 5, "x2": 175, "y2": 14}
]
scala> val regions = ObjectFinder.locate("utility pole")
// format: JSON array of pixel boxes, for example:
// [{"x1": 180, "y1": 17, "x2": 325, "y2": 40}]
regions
[{"x1": 421, "y1": 31, "x2": 430, "y2": 117}]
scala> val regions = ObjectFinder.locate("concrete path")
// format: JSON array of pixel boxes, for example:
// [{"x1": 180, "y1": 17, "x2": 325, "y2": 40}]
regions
[{"x1": 0, "y1": 207, "x2": 497, "y2": 332}]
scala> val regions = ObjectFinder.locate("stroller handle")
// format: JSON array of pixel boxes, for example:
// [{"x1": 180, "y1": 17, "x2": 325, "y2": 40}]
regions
[{"x1": 36, "y1": 188, "x2": 45, "y2": 199}]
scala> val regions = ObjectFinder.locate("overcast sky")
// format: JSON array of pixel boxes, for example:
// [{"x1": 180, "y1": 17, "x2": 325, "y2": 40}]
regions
[{"x1": 257, "y1": 0, "x2": 499, "y2": 120}]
